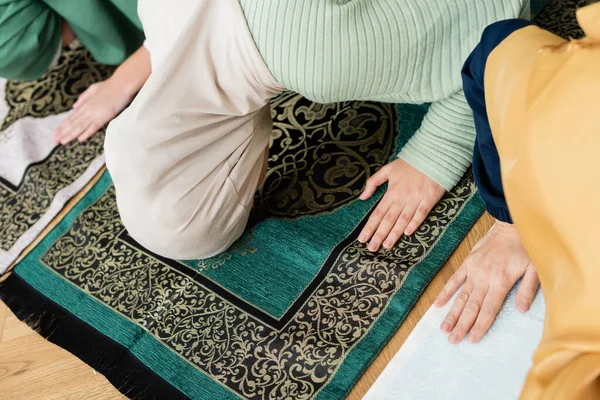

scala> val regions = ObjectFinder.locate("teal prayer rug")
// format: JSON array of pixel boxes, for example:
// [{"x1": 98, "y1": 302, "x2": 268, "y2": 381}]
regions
[
  {"x1": 0, "y1": 1, "x2": 588, "y2": 398},
  {"x1": 0, "y1": 43, "x2": 113, "y2": 271},
  {"x1": 0, "y1": 92, "x2": 484, "y2": 399}
]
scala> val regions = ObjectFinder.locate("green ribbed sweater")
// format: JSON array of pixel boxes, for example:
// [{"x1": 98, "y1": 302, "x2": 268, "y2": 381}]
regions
[{"x1": 239, "y1": 0, "x2": 530, "y2": 190}]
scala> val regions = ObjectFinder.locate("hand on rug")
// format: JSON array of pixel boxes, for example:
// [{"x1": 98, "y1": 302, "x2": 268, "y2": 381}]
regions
[
  {"x1": 54, "y1": 45, "x2": 151, "y2": 145},
  {"x1": 434, "y1": 220, "x2": 539, "y2": 344},
  {"x1": 54, "y1": 79, "x2": 134, "y2": 144},
  {"x1": 358, "y1": 158, "x2": 446, "y2": 251}
]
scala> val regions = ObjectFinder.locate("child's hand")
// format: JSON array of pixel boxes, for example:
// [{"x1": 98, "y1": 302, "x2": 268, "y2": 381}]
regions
[
  {"x1": 358, "y1": 158, "x2": 446, "y2": 251},
  {"x1": 54, "y1": 79, "x2": 133, "y2": 144},
  {"x1": 434, "y1": 221, "x2": 539, "y2": 344}
]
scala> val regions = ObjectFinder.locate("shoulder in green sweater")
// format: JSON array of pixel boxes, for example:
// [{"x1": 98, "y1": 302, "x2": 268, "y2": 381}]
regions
[{"x1": 239, "y1": 0, "x2": 530, "y2": 190}]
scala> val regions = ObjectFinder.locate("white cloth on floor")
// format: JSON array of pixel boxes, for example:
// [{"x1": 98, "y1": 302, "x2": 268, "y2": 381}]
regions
[
  {"x1": 0, "y1": 78, "x2": 105, "y2": 272},
  {"x1": 364, "y1": 287, "x2": 545, "y2": 400}
]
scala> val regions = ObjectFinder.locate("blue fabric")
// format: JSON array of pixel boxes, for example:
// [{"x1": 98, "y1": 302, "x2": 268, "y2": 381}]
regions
[{"x1": 461, "y1": 19, "x2": 534, "y2": 223}]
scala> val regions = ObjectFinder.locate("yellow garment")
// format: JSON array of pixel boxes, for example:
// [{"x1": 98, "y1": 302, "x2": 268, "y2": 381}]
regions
[{"x1": 485, "y1": 4, "x2": 600, "y2": 399}]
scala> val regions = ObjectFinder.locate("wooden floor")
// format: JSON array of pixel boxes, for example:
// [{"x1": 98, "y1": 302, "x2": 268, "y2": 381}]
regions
[{"x1": 0, "y1": 179, "x2": 494, "y2": 399}]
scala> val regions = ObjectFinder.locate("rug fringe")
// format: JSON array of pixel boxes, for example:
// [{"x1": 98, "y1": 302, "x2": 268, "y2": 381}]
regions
[{"x1": 0, "y1": 273, "x2": 190, "y2": 400}]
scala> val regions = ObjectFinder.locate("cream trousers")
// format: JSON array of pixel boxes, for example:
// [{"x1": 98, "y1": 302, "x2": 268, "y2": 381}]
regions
[{"x1": 105, "y1": 0, "x2": 282, "y2": 259}]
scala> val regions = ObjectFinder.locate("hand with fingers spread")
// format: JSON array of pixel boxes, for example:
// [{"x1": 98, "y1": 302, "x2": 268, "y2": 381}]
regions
[
  {"x1": 435, "y1": 220, "x2": 539, "y2": 344},
  {"x1": 54, "y1": 79, "x2": 134, "y2": 144},
  {"x1": 54, "y1": 45, "x2": 151, "y2": 145},
  {"x1": 358, "y1": 158, "x2": 446, "y2": 251}
]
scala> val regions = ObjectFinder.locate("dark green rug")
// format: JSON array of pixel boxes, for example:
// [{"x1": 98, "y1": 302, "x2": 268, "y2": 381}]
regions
[{"x1": 0, "y1": 90, "x2": 484, "y2": 399}]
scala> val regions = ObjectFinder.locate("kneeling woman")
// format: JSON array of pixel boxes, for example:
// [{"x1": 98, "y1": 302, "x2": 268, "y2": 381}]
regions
[{"x1": 105, "y1": 0, "x2": 529, "y2": 259}]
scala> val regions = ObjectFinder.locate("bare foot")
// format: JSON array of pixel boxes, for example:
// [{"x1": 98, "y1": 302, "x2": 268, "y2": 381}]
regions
[{"x1": 54, "y1": 79, "x2": 134, "y2": 144}]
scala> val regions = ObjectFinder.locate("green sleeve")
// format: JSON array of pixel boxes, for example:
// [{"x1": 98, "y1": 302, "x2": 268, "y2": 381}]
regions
[
  {"x1": 0, "y1": 0, "x2": 61, "y2": 80},
  {"x1": 398, "y1": 91, "x2": 476, "y2": 191},
  {"x1": 44, "y1": 0, "x2": 144, "y2": 66}
]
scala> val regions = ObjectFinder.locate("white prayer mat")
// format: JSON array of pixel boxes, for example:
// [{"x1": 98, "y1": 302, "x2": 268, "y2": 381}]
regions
[
  {"x1": 365, "y1": 288, "x2": 545, "y2": 400},
  {"x1": 0, "y1": 45, "x2": 113, "y2": 272}
]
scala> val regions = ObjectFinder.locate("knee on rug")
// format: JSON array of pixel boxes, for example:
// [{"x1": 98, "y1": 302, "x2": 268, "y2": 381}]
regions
[
  {"x1": 118, "y1": 199, "x2": 245, "y2": 260},
  {"x1": 110, "y1": 173, "x2": 251, "y2": 260},
  {"x1": 105, "y1": 129, "x2": 247, "y2": 260}
]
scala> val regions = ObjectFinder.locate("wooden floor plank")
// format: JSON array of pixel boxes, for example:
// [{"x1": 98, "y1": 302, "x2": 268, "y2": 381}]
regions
[
  {"x1": 0, "y1": 301, "x2": 7, "y2": 343},
  {"x1": 0, "y1": 307, "x2": 125, "y2": 400}
]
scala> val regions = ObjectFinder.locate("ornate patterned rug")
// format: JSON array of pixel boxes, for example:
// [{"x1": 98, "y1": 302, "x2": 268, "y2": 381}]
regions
[
  {"x1": 0, "y1": 2, "x2": 585, "y2": 399},
  {"x1": 0, "y1": 44, "x2": 113, "y2": 272},
  {"x1": 0, "y1": 86, "x2": 484, "y2": 398}
]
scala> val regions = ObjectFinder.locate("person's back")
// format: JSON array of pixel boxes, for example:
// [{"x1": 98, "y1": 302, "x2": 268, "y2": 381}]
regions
[{"x1": 239, "y1": 0, "x2": 529, "y2": 104}]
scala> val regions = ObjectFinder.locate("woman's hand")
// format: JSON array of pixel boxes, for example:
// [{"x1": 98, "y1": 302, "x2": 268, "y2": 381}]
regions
[
  {"x1": 358, "y1": 158, "x2": 446, "y2": 251},
  {"x1": 435, "y1": 220, "x2": 539, "y2": 344},
  {"x1": 54, "y1": 79, "x2": 134, "y2": 144},
  {"x1": 54, "y1": 45, "x2": 151, "y2": 144}
]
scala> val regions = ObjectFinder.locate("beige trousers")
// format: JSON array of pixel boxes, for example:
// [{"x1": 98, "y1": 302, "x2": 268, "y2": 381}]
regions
[
  {"x1": 104, "y1": 0, "x2": 282, "y2": 259},
  {"x1": 485, "y1": 4, "x2": 600, "y2": 399}
]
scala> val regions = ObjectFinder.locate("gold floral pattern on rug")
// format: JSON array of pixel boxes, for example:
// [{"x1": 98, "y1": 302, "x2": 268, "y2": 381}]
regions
[
  {"x1": 535, "y1": 0, "x2": 596, "y2": 39},
  {"x1": 255, "y1": 92, "x2": 397, "y2": 220},
  {"x1": 1, "y1": 43, "x2": 114, "y2": 131},
  {"x1": 195, "y1": 231, "x2": 257, "y2": 271},
  {"x1": 40, "y1": 170, "x2": 477, "y2": 400},
  {"x1": 0, "y1": 135, "x2": 104, "y2": 252}
]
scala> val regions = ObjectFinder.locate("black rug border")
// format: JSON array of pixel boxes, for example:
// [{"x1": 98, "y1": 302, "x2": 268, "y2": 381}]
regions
[
  {"x1": 0, "y1": 144, "x2": 61, "y2": 192},
  {"x1": 118, "y1": 201, "x2": 375, "y2": 330},
  {"x1": 0, "y1": 273, "x2": 190, "y2": 400}
]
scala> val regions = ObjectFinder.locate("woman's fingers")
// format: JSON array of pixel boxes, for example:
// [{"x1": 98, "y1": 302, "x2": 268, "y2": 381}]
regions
[
  {"x1": 515, "y1": 265, "x2": 540, "y2": 312},
  {"x1": 360, "y1": 167, "x2": 389, "y2": 200},
  {"x1": 440, "y1": 280, "x2": 473, "y2": 334},
  {"x1": 358, "y1": 195, "x2": 392, "y2": 244},
  {"x1": 467, "y1": 284, "x2": 511, "y2": 343},
  {"x1": 55, "y1": 111, "x2": 86, "y2": 143},
  {"x1": 404, "y1": 199, "x2": 435, "y2": 236},
  {"x1": 383, "y1": 203, "x2": 417, "y2": 249},
  {"x1": 369, "y1": 205, "x2": 403, "y2": 251},
  {"x1": 57, "y1": 112, "x2": 92, "y2": 144},
  {"x1": 77, "y1": 123, "x2": 102, "y2": 142},
  {"x1": 435, "y1": 221, "x2": 536, "y2": 344},
  {"x1": 435, "y1": 261, "x2": 468, "y2": 308},
  {"x1": 448, "y1": 284, "x2": 488, "y2": 344}
]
